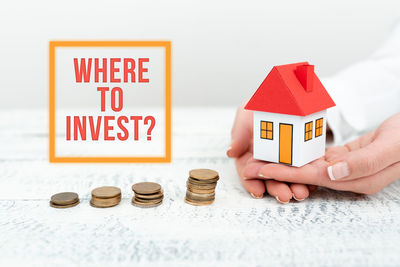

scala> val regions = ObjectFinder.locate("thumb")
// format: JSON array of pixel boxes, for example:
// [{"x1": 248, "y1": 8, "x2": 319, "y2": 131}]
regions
[
  {"x1": 327, "y1": 140, "x2": 397, "y2": 181},
  {"x1": 227, "y1": 104, "x2": 253, "y2": 158}
]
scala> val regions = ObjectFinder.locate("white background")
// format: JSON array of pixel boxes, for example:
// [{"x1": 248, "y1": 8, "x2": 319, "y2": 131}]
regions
[{"x1": 1, "y1": 0, "x2": 400, "y2": 108}]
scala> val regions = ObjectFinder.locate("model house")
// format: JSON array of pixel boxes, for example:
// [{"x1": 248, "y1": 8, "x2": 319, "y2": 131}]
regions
[{"x1": 245, "y1": 62, "x2": 335, "y2": 167}]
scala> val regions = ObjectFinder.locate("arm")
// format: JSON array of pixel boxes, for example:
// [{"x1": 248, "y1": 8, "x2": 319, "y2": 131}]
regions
[{"x1": 324, "y1": 22, "x2": 400, "y2": 144}]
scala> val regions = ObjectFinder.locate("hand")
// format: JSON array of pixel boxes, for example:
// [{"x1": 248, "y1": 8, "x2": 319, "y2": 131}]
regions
[
  {"x1": 227, "y1": 104, "x2": 317, "y2": 203},
  {"x1": 253, "y1": 113, "x2": 400, "y2": 195}
]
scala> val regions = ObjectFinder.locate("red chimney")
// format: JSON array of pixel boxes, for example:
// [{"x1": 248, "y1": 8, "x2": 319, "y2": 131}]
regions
[{"x1": 295, "y1": 64, "x2": 314, "y2": 92}]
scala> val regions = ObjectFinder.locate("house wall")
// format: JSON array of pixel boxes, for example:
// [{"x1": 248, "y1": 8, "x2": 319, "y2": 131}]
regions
[
  {"x1": 253, "y1": 111, "x2": 302, "y2": 166},
  {"x1": 297, "y1": 110, "x2": 327, "y2": 166},
  {"x1": 253, "y1": 110, "x2": 327, "y2": 167}
]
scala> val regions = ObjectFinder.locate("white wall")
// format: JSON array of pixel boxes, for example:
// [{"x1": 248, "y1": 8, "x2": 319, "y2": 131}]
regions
[{"x1": 1, "y1": 0, "x2": 400, "y2": 108}]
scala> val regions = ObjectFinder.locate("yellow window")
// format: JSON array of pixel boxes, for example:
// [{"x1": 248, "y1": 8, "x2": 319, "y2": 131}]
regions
[
  {"x1": 315, "y1": 118, "x2": 323, "y2": 137},
  {"x1": 261, "y1": 121, "x2": 267, "y2": 130},
  {"x1": 260, "y1": 121, "x2": 273, "y2": 140},
  {"x1": 261, "y1": 131, "x2": 267, "y2": 139},
  {"x1": 305, "y1": 121, "x2": 313, "y2": 141}
]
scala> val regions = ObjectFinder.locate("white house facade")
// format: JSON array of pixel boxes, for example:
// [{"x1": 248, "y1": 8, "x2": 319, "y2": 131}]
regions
[{"x1": 253, "y1": 110, "x2": 327, "y2": 167}]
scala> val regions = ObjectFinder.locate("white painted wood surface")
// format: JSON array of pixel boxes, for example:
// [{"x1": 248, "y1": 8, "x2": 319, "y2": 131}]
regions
[{"x1": 0, "y1": 108, "x2": 399, "y2": 267}]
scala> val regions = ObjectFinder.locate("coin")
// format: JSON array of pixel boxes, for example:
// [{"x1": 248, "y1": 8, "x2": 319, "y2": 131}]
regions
[
  {"x1": 188, "y1": 177, "x2": 219, "y2": 184},
  {"x1": 135, "y1": 190, "x2": 164, "y2": 200},
  {"x1": 189, "y1": 169, "x2": 219, "y2": 180},
  {"x1": 90, "y1": 195, "x2": 121, "y2": 208},
  {"x1": 132, "y1": 182, "x2": 161, "y2": 195},
  {"x1": 186, "y1": 187, "x2": 215, "y2": 194},
  {"x1": 50, "y1": 199, "x2": 80, "y2": 209},
  {"x1": 184, "y1": 197, "x2": 214, "y2": 206},
  {"x1": 50, "y1": 192, "x2": 79, "y2": 206},
  {"x1": 132, "y1": 202, "x2": 162, "y2": 208},
  {"x1": 132, "y1": 197, "x2": 162, "y2": 207},
  {"x1": 186, "y1": 191, "x2": 215, "y2": 201},
  {"x1": 91, "y1": 186, "x2": 121, "y2": 199},
  {"x1": 187, "y1": 181, "x2": 217, "y2": 190},
  {"x1": 185, "y1": 169, "x2": 219, "y2": 206},
  {"x1": 134, "y1": 196, "x2": 163, "y2": 203}
]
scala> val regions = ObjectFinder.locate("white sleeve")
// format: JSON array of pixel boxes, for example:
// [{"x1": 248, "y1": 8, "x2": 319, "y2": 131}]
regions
[{"x1": 323, "y1": 21, "x2": 400, "y2": 145}]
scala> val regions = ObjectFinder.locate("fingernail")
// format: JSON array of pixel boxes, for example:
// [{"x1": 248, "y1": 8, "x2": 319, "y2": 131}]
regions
[
  {"x1": 275, "y1": 196, "x2": 290, "y2": 204},
  {"x1": 328, "y1": 161, "x2": 350, "y2": 180},
  {"x1": 226, "y1": 145, "x2": 233, "y2": 157},
  {"x1": 251, "y1": 193, "x2": 263, "y2": 199},
  {"x1": 292, "y1": 194, "x2": 305, "y2": 201},
  {"x1": 258, "y1": 173, "x2": 269, "y2": 178}
]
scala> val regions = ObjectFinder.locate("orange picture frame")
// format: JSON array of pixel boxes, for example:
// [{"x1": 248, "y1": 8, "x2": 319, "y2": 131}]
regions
[{"x1": 49, "y1": 41, "x2": 171, "y2": 163}]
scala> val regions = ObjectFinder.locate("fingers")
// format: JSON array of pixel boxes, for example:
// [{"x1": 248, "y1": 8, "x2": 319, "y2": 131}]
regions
[
  {"x1": 265, "y1": 180, "x2": 292, "y2": 203},
  {"x1": 234, "y1": 152, "x2": 253, "y2": 178},
  {"x1": 324, "y1": 161, "x2": 400, "y2": 194},
  {"x1": 327, "y1": 131, "x2": 399, "y2": 181},
  {"x1": 240, "y1": 158, "x2": 313, "y2": 203},
  {"x1": 227, "y1": 105, "x2": 253, "y2": 158},
  {"x1": 235, "y1": 153, "x2": 266, "y2": 198},
  {"x1": 289, "y1": 184, "x2": 309, "y2": 201},
  {"x1": 242, "y1": 159, "x2": 266, "y2": 179},
  {"x1": 325, "y1": 146, "x2": 349, "y2": 162},
  {"x1": 237, "y1": 154, "x2": 315, "y2": 203},
  {"x1": 241, "y1": 179, "x2": 266, "y2": 198},
  {"x1": 257, "y1": 158, "x2": 330, "y2": 186}
]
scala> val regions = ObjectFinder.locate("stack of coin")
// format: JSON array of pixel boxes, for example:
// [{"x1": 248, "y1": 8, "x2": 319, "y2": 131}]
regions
[
  {"x1": 50, "y1": 192, "x2": 80, "y2": 208},
  {"x1": 131, "y1": 182, "x2": 163, "y2": 208},
  {"x1": 90, "y1": 186, "x2": 121, "y2": 208},
  {"x1": 185, "y1": 169, "x2": 219, "y2": 206}
]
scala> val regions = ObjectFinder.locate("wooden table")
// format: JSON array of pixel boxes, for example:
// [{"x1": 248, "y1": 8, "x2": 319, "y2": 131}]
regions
[{"x1": 0, "y1": 108, "x2": 399, "y2": 266}]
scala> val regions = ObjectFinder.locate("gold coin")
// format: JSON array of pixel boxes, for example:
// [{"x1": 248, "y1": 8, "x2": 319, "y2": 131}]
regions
[
  {"x1": 189, "y1": 169, "x2": 219, "y2": 180},
  {"x1": 184, "y1": 197, "x2": 214, "y2": 206},
  {"x1": 188, "y1": 177, "x2": 219, "y2": 184},
  {"x1": 91, "y1": 186, "x2": 121, "y2": 199},
  {"x1": 186, "y1": 191, "x2": 215, "y2": 201},
  {"x1": 50, "y1": 192, "x2": 79, "y2": 206},
  {"x1": 187, "y1": 187, "x2": 215, "y2": 194},
  {"x1": 90, "y1": 195, "x2": 121, "y2": 208},
  {"x1": 186, "y1": 193, "x2": 215, "y2": 201},
  {"x1": 50, "y1": 199, "x2": 80, "y2": 209},
  {"x1": 132, "y1": 202, "x2": 162, "y2": 208},
  {"x1": 92, "y1": 195, "x2": 121, "y2": 204},
  {"x1": 135, "y1": 190, "x2": 164, "y2": 200},
  {"x1": 132, "y1": 182, "x2": 162, "y2": 195},
  {"x1": 134, "y1": 196, "x2": 163, "y2": 203},
  {"x1": 132, "y1": 197, "x2": 163, "y2": 207},
  {"x1": 187, "y1": 181, "x2": 217, "y2": 190}
]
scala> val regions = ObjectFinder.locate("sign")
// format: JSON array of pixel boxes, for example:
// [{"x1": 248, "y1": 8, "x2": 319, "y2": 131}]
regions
[{"x1": 49, "y1": 41, "x2": 171, "y2": 163}]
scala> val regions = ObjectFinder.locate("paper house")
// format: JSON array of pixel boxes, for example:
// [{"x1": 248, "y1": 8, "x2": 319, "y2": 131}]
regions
[{"x1": 245, "y1": 62, "x2": 335, "y2": 167}]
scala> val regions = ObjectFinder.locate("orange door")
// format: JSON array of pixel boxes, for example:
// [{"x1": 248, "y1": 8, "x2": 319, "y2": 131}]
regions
[{"x1": 279, "y1": 123, "x2": 293, "y2": 165}]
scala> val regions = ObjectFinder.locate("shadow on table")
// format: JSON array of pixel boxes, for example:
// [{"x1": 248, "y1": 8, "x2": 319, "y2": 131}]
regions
[{"x1": 309, "y1": 187, "x2": 367, "y2": 202}]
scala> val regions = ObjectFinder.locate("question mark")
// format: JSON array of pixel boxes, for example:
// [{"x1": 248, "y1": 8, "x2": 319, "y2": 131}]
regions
[{"x1": 144, "y1": 116, "x2": 156, "y2": 141}]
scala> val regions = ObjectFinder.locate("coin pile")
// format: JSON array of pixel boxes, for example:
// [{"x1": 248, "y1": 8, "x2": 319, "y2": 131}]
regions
[
  {"x1": 90, "y1": 186, "x2": 121, "y2": 208},
  {"x1": 50, "y1": 192, "x2": 80, "y2": 208},
  {"x1": 131, "y1": 182, "x2": 163, "y2": 208},
  {"x1": 185, "y1": 169, "x2": 219, "y2": 206}
]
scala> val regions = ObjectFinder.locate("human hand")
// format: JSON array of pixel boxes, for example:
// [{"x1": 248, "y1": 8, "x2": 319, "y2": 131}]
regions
[
  {"x1": 227, "y1": 104, "x2": 317, "y2": 203},
  {"x1": 252, "y1": 113, "x2": 400, "y2": 194}
]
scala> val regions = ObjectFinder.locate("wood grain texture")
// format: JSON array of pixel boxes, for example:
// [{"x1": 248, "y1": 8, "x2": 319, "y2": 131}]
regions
[{"x1": 0, "y1": 108, "x2": 399, "y2": 266}]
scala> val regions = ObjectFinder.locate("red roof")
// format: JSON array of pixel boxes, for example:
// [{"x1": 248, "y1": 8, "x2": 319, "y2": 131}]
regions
[{"x1": 245, "y1": 62, "x2": 335, "y2": 116}]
